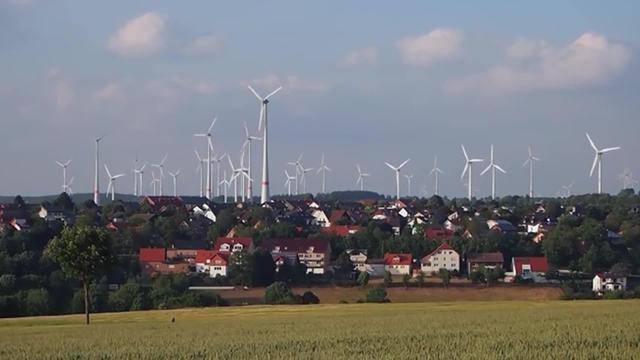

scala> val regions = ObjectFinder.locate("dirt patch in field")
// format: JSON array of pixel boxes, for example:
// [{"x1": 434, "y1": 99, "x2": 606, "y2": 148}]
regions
[{"x1": 215, "y1": 283, "x2": 562, "y2": 305}]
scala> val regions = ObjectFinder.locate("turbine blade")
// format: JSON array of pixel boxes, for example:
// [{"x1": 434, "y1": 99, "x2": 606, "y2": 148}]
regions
[
  {"x1": 208, "y1": 117, "x2": 217, "y2": 133},
  {"x1": 460, "y1": 163, "x2": 469, "y2": 180},
  {"x1": 265, "y1": 86, "x2": 283, "y2": 100},
  {"x1": 248, "y1": 85, "x2": 262, "y2": 101},
  {"x1": 461, "y1": 145, "x2": 469, "y2": 161},
  {"x1": 480, "y1": 164, "x2": 491, "y2": 176},
  {"x1": 385, "y1": 162, "x2": 396, "y2": 171},
  {"x1": 586, "y1": 133, "x2": 598, "y2": 152},
  {"x1": 601, "y1": 147, "x2": 621, "y2": 153},
  {"x1": 398, "y1": 159, "x2": 411, "y2": 169},
  {"x1": 589, "y1": 155, "x2": 598, "y2": 177},
  {"x1": 104, "y1": 164, "x2": 112, "y2": 178},
  {"x1": 495, "y1": 165, "x2": 507, "y2": 174}
]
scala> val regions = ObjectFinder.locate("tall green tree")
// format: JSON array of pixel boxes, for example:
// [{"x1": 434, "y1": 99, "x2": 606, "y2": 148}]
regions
[{"x1": 45, "y1": 226, "x2": 115, "y2": 324}]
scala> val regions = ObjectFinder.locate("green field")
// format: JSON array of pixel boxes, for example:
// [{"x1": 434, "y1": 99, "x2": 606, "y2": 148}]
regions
[{"x1": 0, "y1": 300, "x2": 638, "y2": 359}]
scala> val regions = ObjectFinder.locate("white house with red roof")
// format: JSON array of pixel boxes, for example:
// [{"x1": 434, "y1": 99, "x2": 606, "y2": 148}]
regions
[
  {"x1": 420, "y1": 243, "x2": 460, "y2": 275},
  {"x1": 195, "y1": 250, "x2": 229, "y2": 277},
  {"x1": 263, "y1": 238, "x2": 331, "y2": 274},
  {"x1": 383, "y1": 253, "x2": 412, "y2": 275},
  {"x1": 213, "y1": 237, "x2": 253, "y2": 254},
  {"x1": 507, "y1": 256, "x2": 549, "y2": 282}
]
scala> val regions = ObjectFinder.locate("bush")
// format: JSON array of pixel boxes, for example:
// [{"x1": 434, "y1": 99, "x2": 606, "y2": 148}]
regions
[
  {"x1": 469, "y1": 271, "x2": 485, "y2": 284},
  {"x1": 23, "y1": 289, "x2": 51, "y2": 316},
  {"x1": 603, "y1": 290, "x2": 624, "y2": 300},
  {"x1": 264, "y1": 281, "x2": 296, "y2": 305},
  {"x1": 356, "y1": 271, "x2": 370, "y2": 287},
  {"x1": 365, "y1": 286, "x2": 389, "y2": 303},
  {"x1": 302, "y1": 291, "x2": 319, "y2": 305}
]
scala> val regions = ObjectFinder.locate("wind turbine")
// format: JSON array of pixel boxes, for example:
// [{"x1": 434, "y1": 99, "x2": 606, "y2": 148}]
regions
[
  {"x1": 385, "y1": 159, "x2": 411, "y2": 200},
  {"x1": 151, "y1": 154, "x2": 168, "y2": 196},
  {"x1": 523, "y1": 146, "x2": 541, "y2": 198},
  {"x1": 150, "y1": 172, "x2": 160, "y2": 196},
  {"x1": 228, "y1": 155, "x2": 251, "y2": 202},
  {"x1": 168, "y1": 169, "x2": 181, "y2": 197},
  {"x1": 404, "y1": 174, "x2": 414, "y2": 197},
  {"x1": 55, "y1": 159, "x2": 72, "y2": 194},
  {"x1": 316, "y1": 154, "x2": 331, "y2": 194},
  {"x1": 429, "y1": 156, "x2": 444, "y2": 196},
  {"x1": 355, "y1": 164, "x2": 370, "y2": 191},
  {"x1": 93, "y1": 137, "x2": 103, "y2": 205},
  {"x1": 243, "y1": 122, "x2": 262, "y2": 202},
  {"x1": 480, "y1": 145, "x2": 506, "y2": 200},
  {"x1": 561, "y1": 181, "x2": 575, "y2": 197},
  {"x1": 287, "y1": 154, "x2": 304, "y2": 195},
  {"x1": 460, "y1": 145, "x2": 483, "y2": 200},
  {"x1": 194, "y1": 150, "x2": 207, "y2": 197},
  {"x1": 248, "y1": 85, "x2": 282, "y2": 204},
  {"x1": 133, "y1": 162, "x2": 146, "y2": 197},
  {"x1": 219, "y1": 170, "x2": 230, "y2": 203},
  {"x1": 586, "y1": 133, "x2": 621, "y2": 194},
  {"x1": 619, "y1": 168, "x2": 638, "y2": 189},
  {"x1": 194, "y1": 117, "x2": 217, "y2": 199},
  {"x1": 300, "y1": 165, "x2": 314, "y2": 194},
  {"x1": 284, "y1": 170, "x2": 295, "y2": 196},
  {"x1": 212, "y1": 153, "x2": 227, "y2": 198},
  {"x1": 104, "y1": 164, "x2": 125, "y2": 201}
]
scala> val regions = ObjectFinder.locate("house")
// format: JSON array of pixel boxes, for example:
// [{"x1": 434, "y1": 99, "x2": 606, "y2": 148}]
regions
[
  {"x1": 310, "y1": 209, "x2": 331, "y2": 227},
  {"x1": 421, "y1": 243, "x2": 460, "y2": 275},
  {"x1": 467, "y1": 252, "x2": 504, "y2": 274},
  {"x1": 328, "y1": 209, "x2": 353, "y2": 226},
  {"x1": 383, "y1": 253, "x2": 412, "y2": 275},
  {"x1": 263, "y1": 238, "x2": 331, "y2": 274},
  {"x1": 195, "y1": 250, "x2": 229, "y2": 278},
  {"x1": 213, "y1": 237, "x2": 253, "y2": 254},
  {"x1": 139, "y1": 247, "x2": 194, "y2": 275},
  {"x1": 140, "y1": 196, "x2": 184, "y2": 214},
  {"x1": 425, "y1": 226, "x2": 454, "y2": 240},
  {"x1": 507, "y1": 256, "x2": 549, "y2": 282},
  {"x1": 592, "y1": 273, "x2": 627, "y2": 293},
  {"x1": 38, "y1": 205, "x2": 74, "y2": 224},
  {"x1": 487, "y1": 219, "x2": 517, "y2": 233},
  {"x1": 346, "y1": 249, "x2": 368, "y2": 273},
  {"x1": 0, "y1": 204, "x2": 30, "y2": 231}
]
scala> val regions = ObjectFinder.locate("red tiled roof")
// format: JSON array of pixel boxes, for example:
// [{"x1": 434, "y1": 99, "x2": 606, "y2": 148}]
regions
[
  {"x1": 424, "y1": 243, "x2": 456, "y2": 258},
  {"x1": 512, "y1": 256, "x2": 549, "y2": 274},
  {"x1": 139, "y1": 248, "x2": 166, "y2": 262},
  {"x1": 329, "y1": 210, "x2": 349, "y2": 224},
  {"x1": 213, "y1": 237, "x2": 252, "y2": 252},
  {"x1": 195, "y1": 250, "x2": 228, "y2": 264},
  {"x1": 321, "y1": 225, "x2": 361, "y2": 237},
  {"x1": 384, "y1": 253, "x2": 412, "y2": 266},
  {"x1": 425, "y1": 227, "x2": 454, "y2": 240}
]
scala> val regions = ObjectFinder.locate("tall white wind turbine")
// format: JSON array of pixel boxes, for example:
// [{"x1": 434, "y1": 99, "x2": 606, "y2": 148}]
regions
[
  {"x1": 284, "y1": 170, "x2": 295, "y2": 196},
  {"x1": 151, "y1": 154, "x2": 168, "y2": 196},
  {"x1": 104, "y1": 164, "x2": 125, "y2": 201},
  {"x1": 385, "y1": 159, "x2": 411, "y2": 200},
  {"x1": 150, "y1": 172, "x2": 160, "y2": 196},
  {"x1": 429, "y1": 156, "x2": 444, "y2": 196},
  {"x1": 219, "y1": 170, "x2": 230, "y2": 203},
  {"x1": 300, "y1": 166, "x2": 314, "y2": 194},
  {"x1": 168, "y1": 169, "x2": 181, "y2": 197},
  {"x1": 133, "y1": 162, "x2": 146, "y2": 197},
  {"x1": 288, "y1": 154, "x2": 303, "y2": 195},
  {"x1": 243, "y1": 122, "x2": 262, "y2": 202},
  {"x1": 248, "y1": 85, "x2": 282, "y2": 204},
  {"x1": 93, "y1": 137, "x2": 103, "y2": 205},
  {"x1": 561, "y1": 181, "x2": 575, "y2": 197},
  {"x1": 212, "y1": 153, "x2": 227, "y2": 198},
  {"x1": 55, "y1": 159, "x2": 72, "y2": 194},
  {"x1": 194, "y1": 150, "x2": 207, "y2": 197},
  {"x1": 586, "y1": 133, "x2": 621, "y2": 194},
  {"x1": 460, "y1": 145, "x2": 483, "y2": 200},
  {"x1": 316, "y1": 154, "x2": 331, "y2": 193},
  {"x1": 194, "y1": 117, "x2": 217, "y2": 199},
  {"x1": 523, "y1": 146, "x2": 541, "y2": 198},
  {"x1": 64, "y1": 177, "x2": 75, "y2": 195},
  {"x1": 480, "y1": 145, "x2": 507, "y2": 200},
  {"x1": 356, "y1": 164, "x2": 370, "y2": 191}
]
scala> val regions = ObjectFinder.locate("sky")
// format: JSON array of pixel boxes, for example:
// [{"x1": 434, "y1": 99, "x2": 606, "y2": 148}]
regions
[{"x1": 1, "y1": 1, "x2": 639, "y2": 198}]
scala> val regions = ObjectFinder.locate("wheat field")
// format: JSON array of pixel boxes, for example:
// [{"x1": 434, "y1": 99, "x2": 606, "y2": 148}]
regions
[{"x1": 0, "y1": 300, "x2": 638, "y2": 359}]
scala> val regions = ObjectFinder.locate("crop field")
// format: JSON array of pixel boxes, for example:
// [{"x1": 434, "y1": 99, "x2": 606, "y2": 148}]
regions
[{"x1": 0, "y1": 300, "x2": 638, "y2": 359}]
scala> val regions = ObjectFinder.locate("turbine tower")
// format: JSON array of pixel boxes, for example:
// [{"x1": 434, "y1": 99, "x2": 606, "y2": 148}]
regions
[
  {"x1": 212, "y1": 153, "x2": 227, "y2": 198},
  {"x1": 385, "y1": 159, "x2": 410, "y2": 200},
  {"x1": 194, "y1": 150, "x2": 206, "y2": 197},
  {"x1": 194, "y1": 117, "x2": 217, "y2": 199},
  {"x1": 55, "y1": 159, "x2": 72, "y2": 194},
  {"x1": 284, "y1": 170, "x2": 295, "y2": 196},
  {"x1": 429, "y1": 156, "x2": 444, "y2": 196},
  {"x1": 248, "y1": 85, "x2": 282, "y2": 204},
  {"x1": 151, "y1": 154, "x2": 168, "y2": 196},
  {"x1": 460, "y1": 145, "x2": 483, "y2": 200},
  {"x1": 300, "y1": 166, "x2": 314, "y2": 194},
  {"x1": 104, "y1": 164, "x2": 125, "y2": 201},
  {"x1": 480, "y1": 145, "x2": 506, "y2": 200},
  {"x1": 356, "y1": 164, "x2": 370, "y2": 191},
  {"x1": 288, "y1": 154, "x2": 304, "y2": 195},
  {"x1": 523, "y1": 146, "x2": 541, "y2": 198},
  {"x1": 404, "y1": 174, "x2": 414, "y2": 197},
  {"x1": 168, "y1": 169, "x2": 180, "y2": 197},
  {"x1": 150, "y1": 172, "x2": 159, "y2": 196},
  {"x1": 316, "y1": 154, "x2": 331, "y2": 193},
  {"x1": 133, "y1": 162, "x2": 146, "y2": 197},
  {"x1": 586, "y1": 133, "x2": 621, "y2": 194},
  {"x1": 93, "y1": 137, "x2": 103, "y2": 205},
  {"x1": 243, "y1": 122, "x2": 262, "y2": 202}
]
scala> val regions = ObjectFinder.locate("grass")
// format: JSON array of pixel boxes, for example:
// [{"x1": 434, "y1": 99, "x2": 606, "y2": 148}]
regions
[{"x1": 0, "y1": 300, "x2": 639, "y2": 359}]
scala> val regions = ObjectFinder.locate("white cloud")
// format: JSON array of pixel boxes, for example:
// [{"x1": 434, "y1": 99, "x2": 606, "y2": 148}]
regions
[
  {"x1": 397, "y1": 28, "x2": 462, "y2": 67},
  {"x1": 183, "y1": 34, "x2": 224, "y2": 56},
  {"x1": 340, "y1": 47, "x2": 378, "y2": 66},
  {"x1": 244, "y1": 74, "x2": 330, "y2": 93},
  {"x1": 107, "y1": 12, "x2": 165, "y2": 57},
  {"x1": 446, "y1": 32, "x2": 632, "y2": 95}
]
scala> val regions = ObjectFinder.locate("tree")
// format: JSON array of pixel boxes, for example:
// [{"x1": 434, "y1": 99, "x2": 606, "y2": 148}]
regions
[
  {"x1": 356, "y1": 271, "x2": 370, "y2": 287},
  {"x1": 302, "y1": 291, "x2": 319, "y2": 304},
  {"x1": 365, "y1": 286, "x2": 388, "y2": 303},
  {"x1": 252, "y1": 249, "x2": 276, "y2": 286},
  {"x1": 228, "y1": 250, "x2": 254, "y2": 286},
  {"x1": 264, "y1": 281, "x2": 296, "y2": 304},
  {"x1": 402, "y1": 274, "x2": 411, "y2": 289},
  {"x1": 13, "y1": 195, "x2": 26, "y2": 208},
  {"x1": 383, "y1": 271, "x2": 393, "y2": 287},
  {"x1": 53, "y1": 192, "x2": 74, "y2": 211},
  {"x1": 45, "y1": 225, "x2": 115, "y2": 324},
  {"x1": 438, "y1": 268, "x2": 451, "y2": 289},
  {"x1": 334, "y1": 252, "x2": 355, "y2": 279}
]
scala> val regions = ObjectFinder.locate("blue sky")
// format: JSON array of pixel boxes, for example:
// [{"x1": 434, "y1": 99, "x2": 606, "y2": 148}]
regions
[{"x1": 1, "y1": 1, "x2": 639, "y2": 197}]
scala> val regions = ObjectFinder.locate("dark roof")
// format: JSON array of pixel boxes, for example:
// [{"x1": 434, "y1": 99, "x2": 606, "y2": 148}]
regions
[
  {"x1": 468, "y1": 252, "x2": 504, "y2": 263},
  {"x1": 262, "y1": 238, "x2": 330, "y2": 254}
]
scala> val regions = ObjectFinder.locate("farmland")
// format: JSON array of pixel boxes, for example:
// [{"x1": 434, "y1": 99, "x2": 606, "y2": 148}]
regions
[{"x1": 1, "y1": 300, "x2": 639, "y2": 359}]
